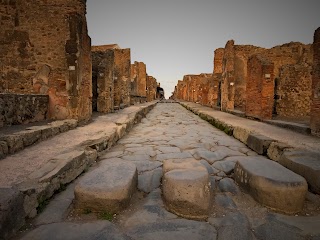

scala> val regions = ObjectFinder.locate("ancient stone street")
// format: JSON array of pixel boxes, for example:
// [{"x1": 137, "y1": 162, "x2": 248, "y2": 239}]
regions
[{"x1": 15, "y1": 103, "x2": 320, "y2": 240}]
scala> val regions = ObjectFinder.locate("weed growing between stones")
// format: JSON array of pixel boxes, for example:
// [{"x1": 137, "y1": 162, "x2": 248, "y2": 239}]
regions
[{"x1": 99, "y1": 212, "x2": 114, "y2": 221}]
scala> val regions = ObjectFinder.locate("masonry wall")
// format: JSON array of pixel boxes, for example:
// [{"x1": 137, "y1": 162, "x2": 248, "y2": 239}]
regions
[
  {"x1": 147, "y1": 76, "x2": 157, "y2": 102},
  {"x1": 131, "y1": 62, "x2": 147, "y2": 103},
  {"x1": 0, "y1": 0, "x2": 92, "y2": 121},
  {"x1": 246, "y1": 55, "x2": 274, "y2": 120},
  {"x1": 214, "y1": 48, "x2": 224, "y2": 74},
  {"x1": 91, "y1": 48, "x2": 114, "y2": 113},
  {"x1": 0, "y1": 93, "x2": 48, "y2": 127},
  {"x1": 114, "y1": 49, "x2": 131, "y2": 108},
  {"x1": 311, "y1": 27, "x2": 320, "y2": 137},
  {"x1": 275, "y1": 64, "x2": 312, "y2": 117}
]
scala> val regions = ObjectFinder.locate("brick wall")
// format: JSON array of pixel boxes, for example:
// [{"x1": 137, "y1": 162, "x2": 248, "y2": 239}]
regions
[
  {"x1": 311, "y1": 27, "x2": 320, "y2": 137},
  {"x1": 0, "y1": 93, "x2": 48, "y2": 127},
  {"x1": 0, "y1": 0, "x2": 92, "y2": 121},
  {"x1": 275, "y1": 64, "x2": 312, "y2": 117},
  {"x1": 246, "y1": 55, "x2": 274, "y2": 120}
]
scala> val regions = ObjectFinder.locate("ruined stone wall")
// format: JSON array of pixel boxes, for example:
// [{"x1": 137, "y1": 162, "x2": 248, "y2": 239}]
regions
[
  {"x1": 92, "y1": 47, "x2": 114, "y2": 113},
  {"x1": 114, "y1": 49, "x2": 131, "y2": 108},
  {"x1": 214, "y1": 48, "x2": 224, "y2": 74},
  {"x1": 221, "y1": 40, "x2": 235, "y2": 111},
  {"x1": 207, "y1": 73, "x2": 221, "y2": 107},
  {"x1": 0, "y1": 0, "x2": 92, "y2": 121},
  {"x1": 147, "y1": 76, "x2": 157, "y2": 102},
  {"x1": 311, "y1": 27, "x2": 320, "y2": 137},
  {"x1": 246, "y1": 55, "x2": 274, "y2": 120},
  {"x1": 130, "y1": 61, "x2": 147, "y2": 102},
  {"x1": 275, "y1": 64, "x2": 312, "y2": 117},
  {"x1": 0, "y1": 93, "x2": 48, "y2": 127}
]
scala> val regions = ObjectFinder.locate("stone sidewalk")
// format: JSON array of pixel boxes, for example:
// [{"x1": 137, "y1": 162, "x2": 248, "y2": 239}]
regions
[
  {"x1": 13, "y1": 103, "x2": 320, "y2": 240},
  {"x1": 0, "y1": 101, "x2": 157, "y2": 240}
]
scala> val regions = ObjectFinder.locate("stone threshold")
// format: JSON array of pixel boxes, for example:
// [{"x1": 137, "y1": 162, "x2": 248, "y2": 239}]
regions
[
  {"x1": 0, "y1": 101, "x2": 157, "y2": 240},
  {"x1": 179, "y1": 101, "x2": 320, "y2": 196}
]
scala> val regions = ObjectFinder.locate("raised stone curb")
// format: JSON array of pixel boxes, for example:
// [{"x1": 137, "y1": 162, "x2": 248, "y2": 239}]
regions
[
  {"x1": 280, "y1": 150, "x2": 320, "y2": 194},
  {"x1": 179, "y1": 101, "x2": 320, "y2": 196},
  {"x1": 247, "y1": 133, "x2": 273, "y2": 155},
  {"x1": 162, "y1": 168, "x2": 211, "y2": 220},
  {"x1": 234, "y1": 158, "x2": 308, "y2": 213},
  {"x1": 0, "y1": 119, "x2": 78, "y2": 159},
  {"x1": 74, "y1": 159, "x2": 138, "y2": 214}
]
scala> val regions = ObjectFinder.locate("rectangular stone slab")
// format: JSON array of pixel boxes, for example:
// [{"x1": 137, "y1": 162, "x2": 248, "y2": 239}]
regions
[
  {"x1": 74, "y1": 159, "x2": 137, "y2": 214},
  {"x1": 234, "y1": 158, "x2": 307, "y2": 214}
]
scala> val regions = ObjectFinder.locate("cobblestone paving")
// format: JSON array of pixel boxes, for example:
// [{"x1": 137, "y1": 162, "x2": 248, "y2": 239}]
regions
[{"x1": 18, "y1": 103, "x2": 320, "y2": 240}]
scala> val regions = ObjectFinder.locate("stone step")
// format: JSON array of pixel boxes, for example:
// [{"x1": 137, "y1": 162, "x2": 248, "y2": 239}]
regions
[
  {"x1": 74, "y1": 159, "x2": 137, "y2": 214},
  {"x1": 0, "y1": 119, "x2": 78, "y2": 159},
  {"x1": 234, "y1": 158, "x2": 308, "y2": 214},
  {"x1": 162, "y1": 167, "x2": 211, "y2": 220}
]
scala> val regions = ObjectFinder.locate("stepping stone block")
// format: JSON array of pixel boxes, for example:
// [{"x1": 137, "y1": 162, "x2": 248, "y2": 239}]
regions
[
  {"x1": 280, "y1": 150, "x2": 320, "y2": 194},
  {"x1": 162, "y1": 168, "x2": 211, "y2": 220},
  {"x1": 234, "y1": 159, "x2": 307, "y2": 214},
  {"x1": 163, "y1": 159, "x2": 206, "y2": 174},
  {"x1": 74, "y1": 159, "x2": 137, "y2": 214}
]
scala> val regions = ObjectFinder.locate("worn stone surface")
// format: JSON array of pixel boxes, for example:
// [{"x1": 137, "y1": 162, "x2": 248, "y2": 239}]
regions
[
  {"x1": 163, "y1": 168, "x2": 211, "y2": 220},
  {"x1": 247, "y1": 133, "x2": 274, "y2": 155},
  {"x1": 280, "y1": 150, "x2": 320, "y2": 194},
  {"x1": 126, "y1": 219, "x2": 217, "y2": 240},
  {"x1": 74, "y1": 159, "x2": 137, "y2": 214},
  {"x1": 20, "y1": 221, "x2": 132, "y2": 240},
  {"x1": 234, "y1": 158, "x2": 308, "y2": 213},
  {"x1": 138, "y1": 167, "x2": 162, "y2": 193},
  {"x1": 267, "y1": 141, "x2": 294, "y2": 161},
  {"x1": 218, "y1": 178, "x2": 240, "y2": 194},
  {"x1": 162, "y1": 158, "x2": 205, "y2": 174},
  {"x1": 0, "y1": 188, "x2": 25, "y2": 240}
]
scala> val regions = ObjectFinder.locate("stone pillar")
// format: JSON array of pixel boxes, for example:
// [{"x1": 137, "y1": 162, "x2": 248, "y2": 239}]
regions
[
  {"x1": 221, "y1": 40, "x2": 235, "y2": 111},
  {"x1": 0, "y1": 0, "x2": 92, "y2": 121},
  {"x1": 214, "y1": 48, "x2": 224, "y2": 74},
  {"x1": 311, "y1": 27, "x2": 320, "y2": 137},
  {"x1": 246, "y1": 55, "x2": 274, "y2": 120},
  {"x1": 114, "y1": 49, "x2": 131, "y2": 108}
]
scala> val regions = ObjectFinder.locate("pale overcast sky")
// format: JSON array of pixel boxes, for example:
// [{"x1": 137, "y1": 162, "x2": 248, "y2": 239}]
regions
[{"x1": 87, "y1": 0, "x2": 319, "y2": 98}]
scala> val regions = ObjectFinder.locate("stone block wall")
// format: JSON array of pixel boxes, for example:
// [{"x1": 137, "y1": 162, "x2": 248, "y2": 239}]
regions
[
  {"x1": 275, "y1": 64, "x2": 312, "y2": 117},
  {"x1": 147, "y1": 76, "x2": 157, "y2": 102},
  {"x1": 131, "y1": 61, "x2": 147, "y2": 98},
  {"x1": 0, "y1": 93, "x2": 48, "y2": 127},
  {"x1": 311, "y1": 27, "x2": 320, "y2": 137},
  {"x1": 114, "y1": 48, "x2": 131, "y2": 108},
  {"x1": 246, "y1": 55, "x2": 274, "y2": 120},
  {"x1": 0, "y1": 0, "x2": 92, "y2": 121},
  {"x1": 92, "y1": 46, "x2": 116, "y2": 113},
  {"x1": 214, "y1": 48, "x2": 224, "y2": 74}
]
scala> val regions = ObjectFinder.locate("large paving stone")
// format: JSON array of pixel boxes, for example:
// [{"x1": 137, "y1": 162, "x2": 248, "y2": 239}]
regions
[
  {"x1": 0, "y1": 188, "x2": 25, "y2": 240},
  {"x1": 217, "y1": 225, "x2": 255, "y2": 240},
  {"x1": 280, "y1": 150, "x2": 320, "y2": 194},
  {"x1": 218, "y1": 178, "x2": 240, "y2": 194},
  {"x1": 163, "y1": 158, "x2": 206, "y2": 174},
  {"x1": 162, "y1": 168, "x2": 211, "y2": 220},
  {"x1": 20, "y1": 221, "x2": 132, "y2": 240},
  {"x1": 156, "y1": 152, "x2": 193, "y2": 161},
  {"x1": 234, "y1": 159, "x2": 308, "y2": 213},
  {"x1": 74, "y1": 159, "x2": 137, "y2": 214},
  {"x1": 126, "y1": 219, "x2": 217, "y2": 240},
  {"x1": 138, "y1": 167, "x2": 163, "y2": 193}
]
